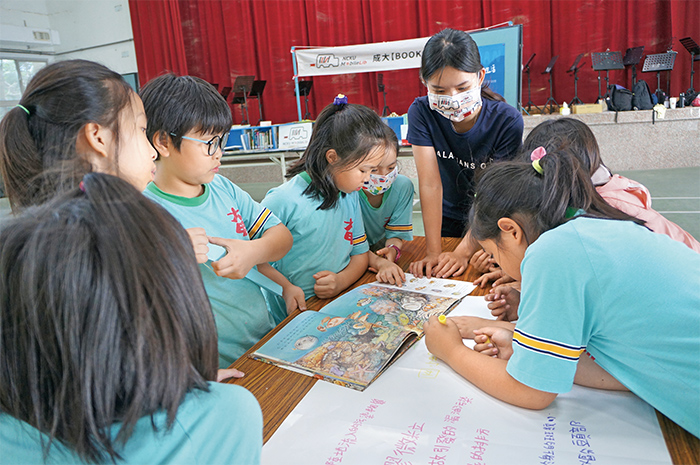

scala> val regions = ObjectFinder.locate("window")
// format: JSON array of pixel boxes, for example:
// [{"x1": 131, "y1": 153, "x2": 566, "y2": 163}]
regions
[{"x1": 0, "y1": 59, "x2": 47, "y2": 119}]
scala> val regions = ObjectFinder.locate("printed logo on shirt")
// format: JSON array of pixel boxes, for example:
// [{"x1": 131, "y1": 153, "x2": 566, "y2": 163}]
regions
[
  {"x1": 344, "y1": 219, "x2": 353, "y2": 243},
  {"x1": 435, "y1": 150, "x2": 492, "y2": 170},
  {"x1": 227, "y1": 208, "x2": 248, "y2": 237}
]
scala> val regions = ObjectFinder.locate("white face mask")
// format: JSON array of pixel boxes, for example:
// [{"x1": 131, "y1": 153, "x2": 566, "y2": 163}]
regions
[
  {"x1": 363, "y1": 166, "x2": 398, "y2": 195},
  {"x1": 427, "y1": 86, "x2": 482, "y2": 122}
]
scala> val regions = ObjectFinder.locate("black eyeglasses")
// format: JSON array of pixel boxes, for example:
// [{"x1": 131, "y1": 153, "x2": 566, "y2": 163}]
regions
[{"x1": 170, "y1": 132, "x2": 229, "y2": 156}]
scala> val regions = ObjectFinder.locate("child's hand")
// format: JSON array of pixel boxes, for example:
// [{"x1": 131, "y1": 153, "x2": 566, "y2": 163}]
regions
[
  {"x1": 469, "y1": 249, "x2": 492, "y2": 273},
  {"x1": 375, "y1": 245, "x2": 398, "y2": 263},
  {"x1": 209, "y1": 236, "x2": 258, "y2": 279},
  {"x1": 217, "y1": 368, "x2": 245, "y2": 382},
  {"x1": 485, "y1": 285, "x2": 520, "y2": 321},
  {"x1": 186, "y1": 227, "x2": 210, "y2": 264},
  {"x1": 423, "y1": 315, "x2": 465, "y2": 362},
  {"x1": 283, "y1": 283, "x2": 307, "y2": 314},
  {"x1": 449, "y1": 316, "x2": 499, "y2": 339},
  {"x1": 492, "y1": 271, "x2": 515, "y2": 288},
  {"x1": 473, "y1": 269, "x2": 502, "y2": 288},
  {"x1": 313, "y1": 270, "x2": 341, "y2": 299},
  {"x1": 473, "y1": 327, "x2": 514, "y2": 360},
  {"x1": 370, "y1": 257, "x2": 406, "y2": 286}
]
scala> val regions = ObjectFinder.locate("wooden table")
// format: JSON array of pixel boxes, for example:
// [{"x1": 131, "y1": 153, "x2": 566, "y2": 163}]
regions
[{"x1": 228, "y1": 237, "x2": 700, "y2": 464}]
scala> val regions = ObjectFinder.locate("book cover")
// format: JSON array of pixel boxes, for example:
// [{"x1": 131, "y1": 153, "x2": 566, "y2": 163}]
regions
[{"x1": 251, "y1": 277, "x2": 474, "y2": 391}]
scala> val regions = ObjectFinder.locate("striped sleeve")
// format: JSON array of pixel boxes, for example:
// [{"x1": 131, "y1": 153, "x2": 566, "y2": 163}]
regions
[
  {"x1": 248, "y1": 207, "x2": 274, "y2": 239},
  {"x1": 513, "y1": 328, "x2": 585, "y2": 362},
  {"x1": 385, "y1": 224, "x2": 413, "y2": 232},
  {"x1": 352, "y1": 233, "x2": 367, "y2": 247}
]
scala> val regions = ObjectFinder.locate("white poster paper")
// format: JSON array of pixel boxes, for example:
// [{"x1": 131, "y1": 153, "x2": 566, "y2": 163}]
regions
[{"x1": 263, "y1": 297, "x2": 672, "y2": 465}]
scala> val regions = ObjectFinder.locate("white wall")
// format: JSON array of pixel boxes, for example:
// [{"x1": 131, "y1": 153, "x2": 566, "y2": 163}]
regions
[{"x1": 0, "y1": 0, "x2": 137, "y2": 75}]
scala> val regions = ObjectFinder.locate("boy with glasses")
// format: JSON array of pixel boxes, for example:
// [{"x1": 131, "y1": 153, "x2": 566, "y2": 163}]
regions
[{"x1": 140, "y1": 74, "x2": 294, "y2": 370}]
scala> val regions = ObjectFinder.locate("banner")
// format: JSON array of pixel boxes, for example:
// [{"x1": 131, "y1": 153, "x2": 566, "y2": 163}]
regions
[{"x1": 293, "y1": 37, "x2": 429, "y2": 77}]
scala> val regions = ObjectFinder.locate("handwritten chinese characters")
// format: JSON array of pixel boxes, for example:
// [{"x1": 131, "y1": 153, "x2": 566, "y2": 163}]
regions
[
  {"x1": 570, "y1": 420, "x2": 597, "y2": 465},
  {"x1": 325, "y1": 398, "x2": 386, "y2": 464},
  {"x1": 384, "y1": 422, "x2": 425, "y2": 465},
  {"x1": 539, "y1": 415, "x2": 556, "y2": 465}
]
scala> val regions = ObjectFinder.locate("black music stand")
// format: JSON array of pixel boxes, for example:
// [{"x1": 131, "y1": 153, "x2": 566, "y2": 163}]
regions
[
  {"x1": 541, "y1": 55, "x2": 559, "y2": 114},
  {"x1": 592, "y1": 51, "x2": 624, "y2": 101},
  {"x1": 231, "y1": 75, "x2": 255, "y2": 125},
  {"x1": 294, "y1": 81, "x2": 313, "y2": 120},
  {"x1": 249, "y1": 80, "x2": 266, "y2": 124},
  {"x1": 642, "y1": 51, "x2": 677, "y2": 104},
  {"x1": 523, "y1": 53, "x2": 540, "y2": 114},
  {"x1": 679, "y1": 37, "x2": 700, "y2": 94},
  {"x1": 567, "y1": 53, "x2": 585, "y2": 105},
  {"x1": 623, "y1": 46, "x2": 645, "y2": 88},
  {"x1": 378, "y1": 73, "x2": 390, "y2": 117},
  {"x1": 220, "y1": 86, "x2": 232, "y2": 101}
]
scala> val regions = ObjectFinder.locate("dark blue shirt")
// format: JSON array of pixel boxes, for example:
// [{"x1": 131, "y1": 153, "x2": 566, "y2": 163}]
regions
[{"x1": 407, "y1": 96, "x2": 523, "y2": 221}]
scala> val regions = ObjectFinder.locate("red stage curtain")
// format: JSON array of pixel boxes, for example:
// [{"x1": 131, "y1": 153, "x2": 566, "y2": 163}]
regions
[
  {"x1": 129, "y1": 0, "x2": 700, "y2": 125},
  {"x1": 128, "y1": 0, "x2": 188, "y2": 82}
]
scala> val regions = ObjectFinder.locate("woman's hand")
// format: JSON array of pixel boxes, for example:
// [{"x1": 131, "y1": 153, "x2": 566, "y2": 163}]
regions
[
  {"x1": 432, "y1": 251, "x2": 469, "y2": 278},
  {"x1": 409, "y1": 253, "x2": 440, "y2": 278},
  {"x1": 469, "y1": 249, "x2": 492, "y2": 274}
]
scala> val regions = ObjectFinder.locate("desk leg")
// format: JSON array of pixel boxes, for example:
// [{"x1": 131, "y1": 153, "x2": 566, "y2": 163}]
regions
[{"x1": 281, "y1": 152, "x2": 286, "y2": 181}]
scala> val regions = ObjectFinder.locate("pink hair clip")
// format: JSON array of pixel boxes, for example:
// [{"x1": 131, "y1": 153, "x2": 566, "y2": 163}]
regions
[
  {"x1": 531, "y1": 146, "x2": 546, "y2": 175},
  {"x1": 530, "y1": 146, "x2": 547, "y2": 161}
]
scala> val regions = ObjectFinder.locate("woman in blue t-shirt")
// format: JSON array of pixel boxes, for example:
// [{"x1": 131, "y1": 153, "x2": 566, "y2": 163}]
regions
[{"x1": 407, "y1": 28, "x2": 523, "y2": 279}]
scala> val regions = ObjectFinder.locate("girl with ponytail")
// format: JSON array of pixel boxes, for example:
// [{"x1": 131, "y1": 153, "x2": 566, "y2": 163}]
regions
[
  {"x1": 261, "y1": 96, "x2": 396, "y2": 322},
  {"x1": 0, "y1": 59, "x2": 156, "y2": 210},
  {"x1": 423, "y1": 148, "x2": 700, "y2": 438}
]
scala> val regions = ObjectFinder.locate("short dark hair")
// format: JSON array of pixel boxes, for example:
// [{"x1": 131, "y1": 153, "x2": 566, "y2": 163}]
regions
[
  {"x1": 139, "y1": 73, "x2": 232, "y2": 152},
  {"x1": 521, "y1": 118, "x2": 604, "y2": 176},
  {"x1": 0, "y1": 59, "x2": 133, "y2": 210},
  {"x1": 469, "y1": 149, "x2": 644, "y2": 245},
  {"x1": 0, "y1": 173, "x2": 218, "y2": 462},
  {"x1": 288, "y1": 101, "x2": 398, "y2": 210}
]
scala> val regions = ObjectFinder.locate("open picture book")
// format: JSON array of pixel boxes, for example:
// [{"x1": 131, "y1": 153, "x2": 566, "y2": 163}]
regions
[{"x1": 250, "y1": 275, "x2": 476, "y2": 391}]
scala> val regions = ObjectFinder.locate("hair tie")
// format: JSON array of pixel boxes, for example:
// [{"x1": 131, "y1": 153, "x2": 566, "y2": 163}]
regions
[
  {"x1": 16, "y1": 104, "x2": 30, "y2": 116},
  {"x1": 530, "y1": 146, "x2": 546, "y2": 175},
  {"x1": 333, "y1": 94, "x2": 348, "y2": 106},
  {"x1": 79, "y1": 180, "x2": 86, "y2": 193}
]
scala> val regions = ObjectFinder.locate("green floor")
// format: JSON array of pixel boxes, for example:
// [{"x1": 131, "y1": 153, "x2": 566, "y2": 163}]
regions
[
  {"x1": 1, "y1": 167, "x2": 698, "y2": 240},
  {"x1": 237, "y1": 167, "x2": 699, "y2": 241}
]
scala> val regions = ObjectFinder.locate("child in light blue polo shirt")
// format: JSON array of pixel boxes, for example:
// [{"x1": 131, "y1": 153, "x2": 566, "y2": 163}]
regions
[
  {"x1": 0, "y1": 173, "x2": 262, "y2": 464},
  {"x1": 423, "y1": 149, "x2": 700, "y2": 438},
  {"x1": 140, "y1": 74, "x2": 292, "y2": 368},
  {"x1": 359, "y1": 143, "x2": 414, "y2": 286},
  {"x1": 261, "y1": 96, "x2": 397, "y2": 323}
]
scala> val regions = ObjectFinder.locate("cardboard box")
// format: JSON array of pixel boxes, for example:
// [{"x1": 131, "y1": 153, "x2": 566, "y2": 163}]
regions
[{"x1": 572, "y1": 103, "x2": 604, "y2": 114}]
